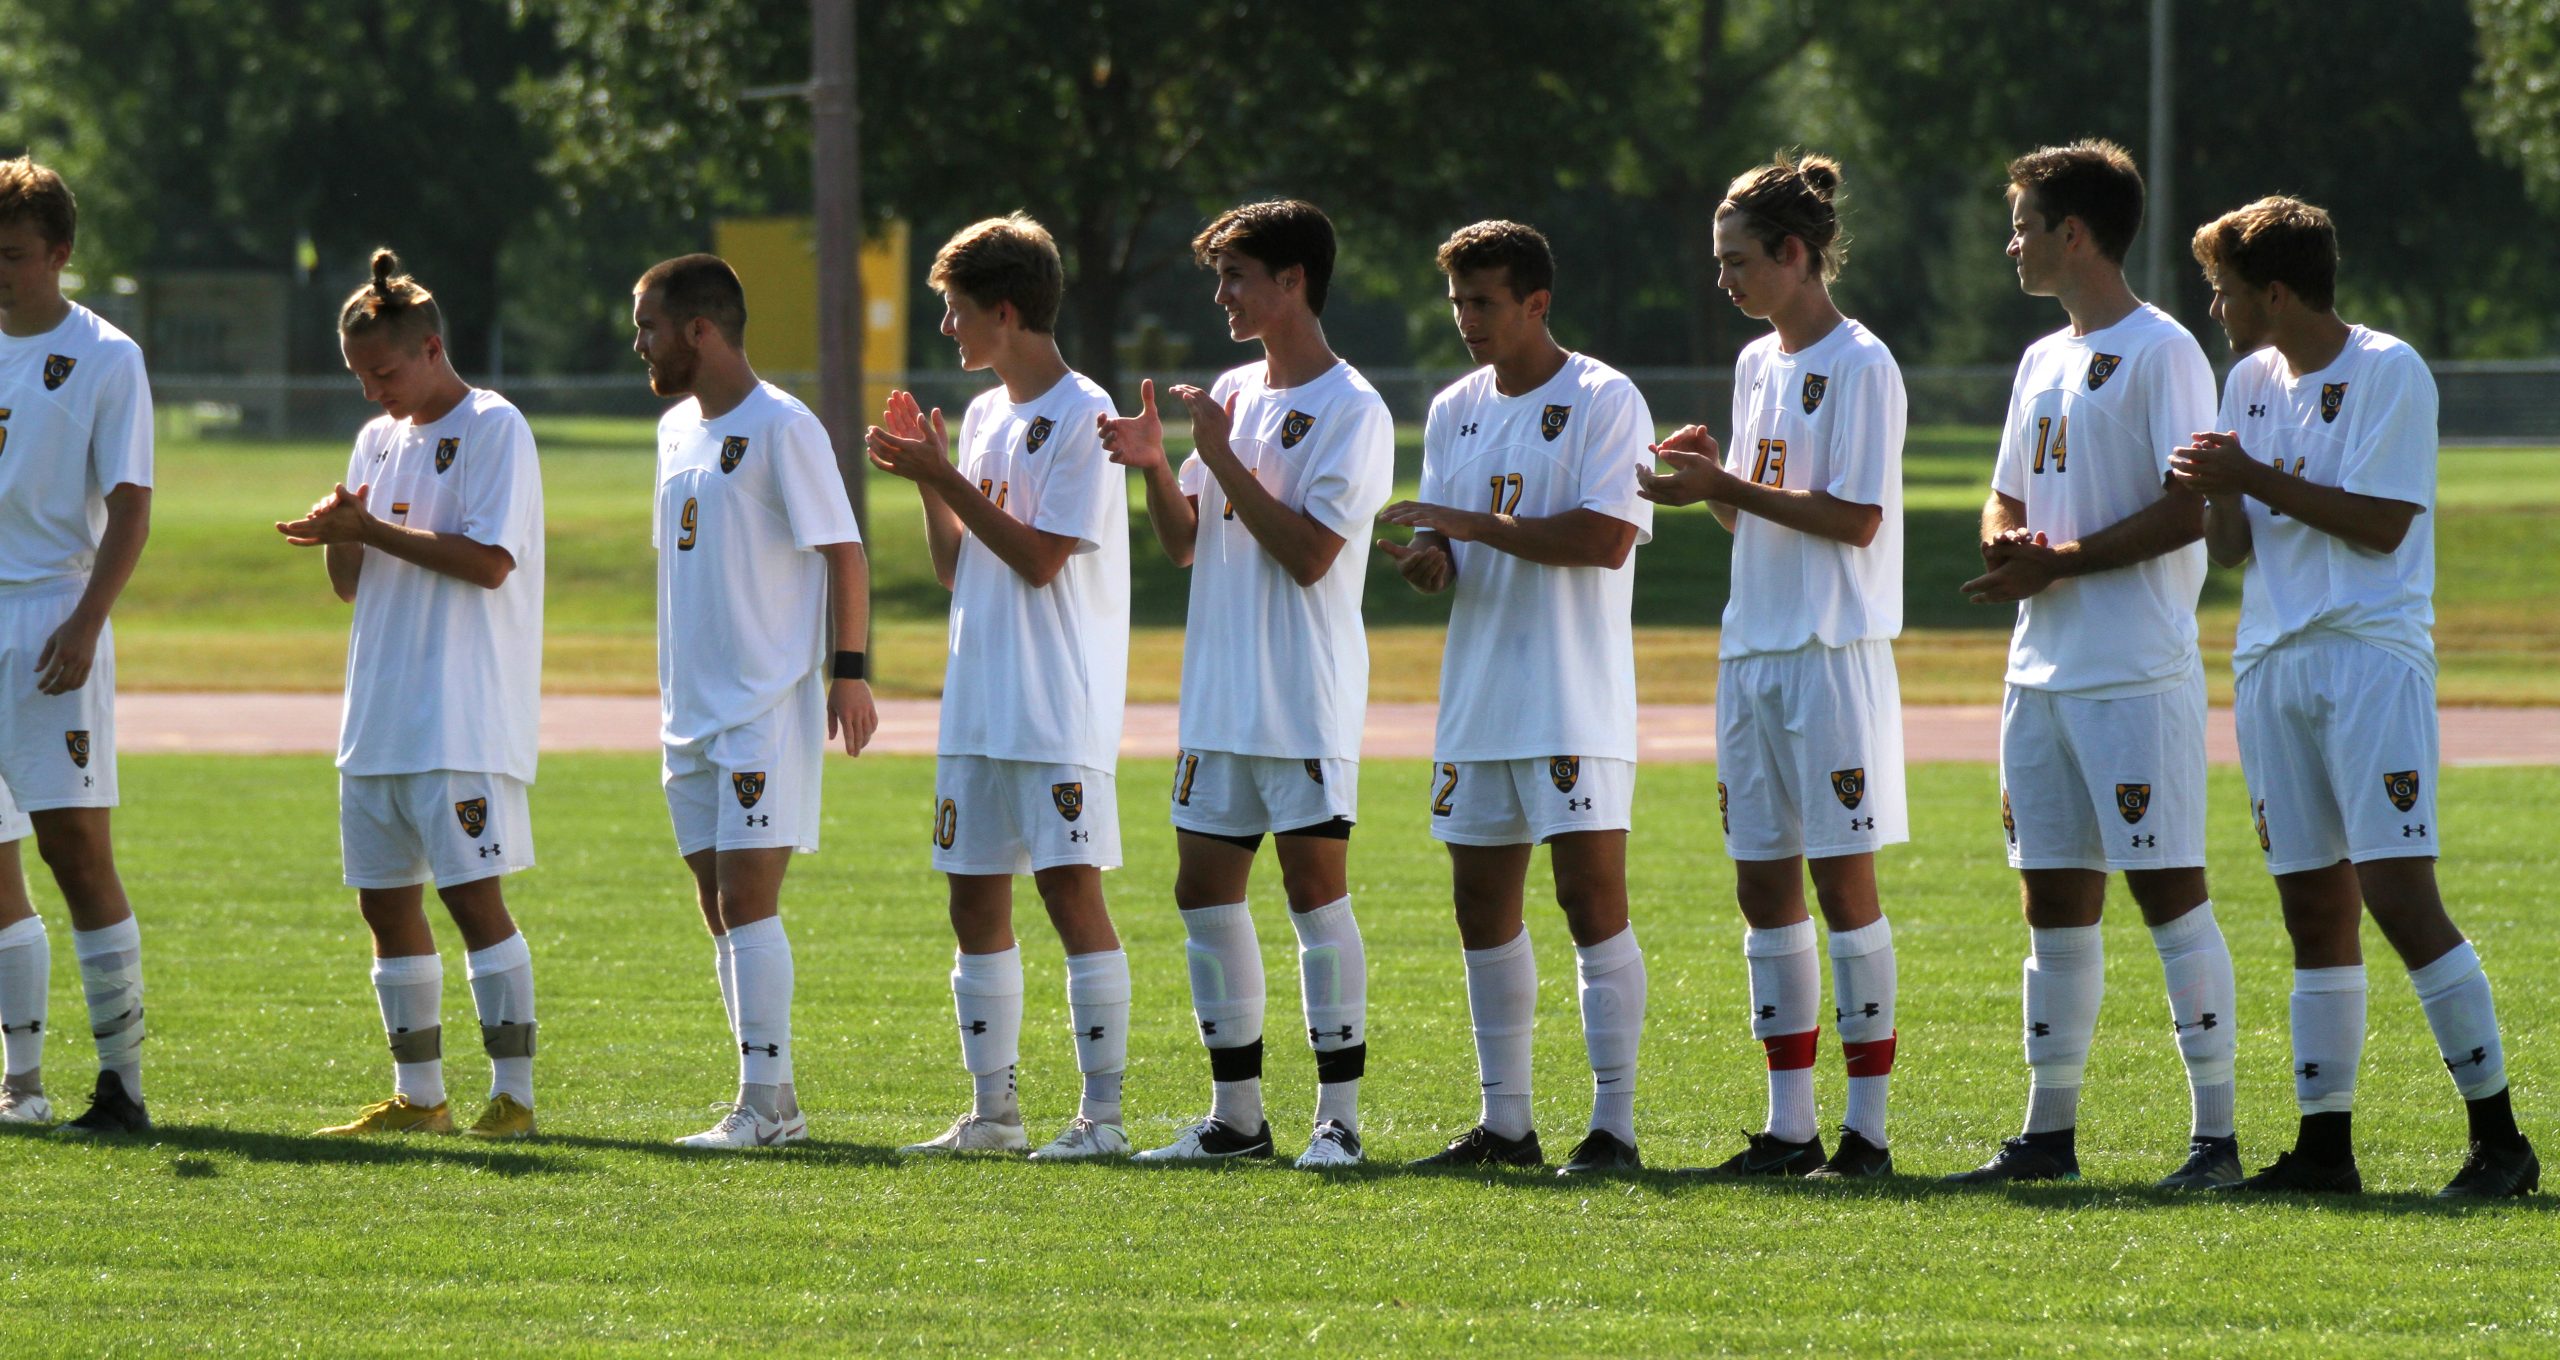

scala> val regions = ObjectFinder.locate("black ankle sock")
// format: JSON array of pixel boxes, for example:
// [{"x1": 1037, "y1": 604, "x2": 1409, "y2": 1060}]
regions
[
  {"x1": 2464, "y1": 1085, "x2": 2525, "y2": 1149},
  {"x1": 2295, "y1": 1110, "x2": 2354, "y2": 1163}
]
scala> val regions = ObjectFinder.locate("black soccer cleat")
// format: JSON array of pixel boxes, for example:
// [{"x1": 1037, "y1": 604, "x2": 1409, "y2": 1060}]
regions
[
  {"x1": 2154, "y1": 1134, "x2": 2243, "y2": 1190},
  {"x1": 54, "y1": 1070, "x2": 151, "y2": 1139},
  {"x1": 2225, "y1": 1148, "x2": 2363, "y2": 1195},
  {"x1": 2437, "y1": 1137, "x2": 2540, "y2": 1200},
  {"x1": 1411, "y1": 1123, "x2": 1545, "y2": 1169},
  {"x1": 1556, "y1": 1128, "x2": 1642, "y2": 1178},
  {"x1": 1806, "y1": 1127, "x2": 1893, "y2": 1180},
  {"x1": 1687, "y1": 1129, "x2": 1828, "y2": 1179},
  {"x1": 1944, "y1": 1131, "x2": 2080, "y2": 1184}
]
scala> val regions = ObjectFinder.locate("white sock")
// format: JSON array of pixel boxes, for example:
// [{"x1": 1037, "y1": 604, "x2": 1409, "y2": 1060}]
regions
[
  {"x1": 952, "y1": 947, "x2": 1023, "y2": 1123},
  {"x1": 2023, "y1": 924, "x2": 2104, "y2": 1135},
  {"x1": 0, "y1": 916, "x2": 47, "y2": 1086},
  {"x1": 1829, "y1": 916, "x2": 1897, "y2": 1147},
  {"x1": 1746, "y1": 919, "x2": 1819, "y2": 1144},
  {"x1": 1066, "y1": 949, "x2": 1130, "y2": 1125},
  {"x1": 465, "y1": 932, "x2": 537, "y2": 1107},
  {"x1": 2410, "y1": 942, "x2": 2508, "y2": 1101},
  {"x1": 713, "y1": 931, "x2": 741, "y2": 1041},
  {"x1": 1182, "y1": 901, "x2": 1266, "y2": 1130},
  {"x1": 73, "y1": 917, "x2": 144, "y2": 1102},
  {"x1": 1464, "y1": 929, "x2": 1538, "y2": 1140},
  {"x1": 2291, "y1": 965, "x2": 2366, "y2": 1114},
  {"x1": 727, "y1": 916, "x2": 793, "y2": 1106},
  {"x1": 370, "y1": 951, "x2": 444, "y2": 1108},
  {"x1": 1575, "y1": 926, "x2": 1644, "y2": 1145},
  {"x1": 1291, "y1": 896, "x2": 1367, "y2": 1132},
  {"x1": 2150, "y1": 903, "x2": 2237, "y2": 1139}
]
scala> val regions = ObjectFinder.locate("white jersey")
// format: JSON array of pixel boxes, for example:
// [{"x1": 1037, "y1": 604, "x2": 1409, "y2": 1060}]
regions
[
  {"x1": 0, "y1": 304, "x2": 153, "y2": 587},
  {"x1": 1992, "y1": 304, "x2": 2215, "y2": 697},
  {"x1": 937, "y1": 372, "x2": 1129, "y2": 771},
  {"x1": 654, "y1": 381, "x2": 862, "y2": 744},
  {"x1": 1721, "y1": 319, "x2": 1905, "y2": 658},
  {"x1": 337, "y1": 390, "x2": 545, "y2": 782},
  {"x1": 1424, "y1": 353, "x2": 1655, "y2": 762},
  {"x1": 1176, "y1": 359, "x2": 1394, "y2": 758},
  {"x1": 2220, "y1": 326, "x2": 2437, "y2": 680}
]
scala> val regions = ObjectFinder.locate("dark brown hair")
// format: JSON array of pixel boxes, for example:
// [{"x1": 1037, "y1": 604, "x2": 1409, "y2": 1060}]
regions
[
  {"x1": 1718, "y1": 151, "x2": 1849, "y2": 282},
  {"x1": 2191, "y1": 196, "x2": 2338, "y2": 312},
  {"x1": 0, "y1": 156, "x2": 77, "y2": 251},
  {"x1": 1435, "y1": 220, "x2": 1555, "y2": 300},
  {"x1": 1193, "y1": 200, "x2": 1336, "y2": 315},
  {"x1": 635, "y1": 253, "x2": 748, "y2": 346},
  {"x1": 2007, "y1": 139, "x2": 2145, "y2": 265}
]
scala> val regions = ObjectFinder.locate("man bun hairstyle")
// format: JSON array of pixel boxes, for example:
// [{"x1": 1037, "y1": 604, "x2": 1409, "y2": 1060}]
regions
[
  {"x1": 1435, "y1": 220, "x2": 1556, "y2": 301},
  {"x1": 338, "y1": 249, "x2": 444, "y2": 344},
  {"x1": 2191, "y1": 196, "x2": 2338, "y2": 313},
  {"x1": 2007, "y1": 139, "x2": 2146, "y2": 265},
  {"x1": 0, "y1": 155, "x2": 78, "y2": 251},
  {"x1": 635, "y1": 253, "x2": 749, "y2": 346},
  {"x1": 929, "y1": 213, "x2": 1065, "y2": 334},
  {"x1": 1192, "y1": 200, "x2": 1337, "y2": 315},
  {"x1": 1717, "y1": 151, "x2": 1851, "y2": 281}
]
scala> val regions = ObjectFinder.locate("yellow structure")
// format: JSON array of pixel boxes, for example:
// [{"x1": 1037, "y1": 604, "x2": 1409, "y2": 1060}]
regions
[{"x1": 714, "y1": 217, "x2": 909, "y2": 419}]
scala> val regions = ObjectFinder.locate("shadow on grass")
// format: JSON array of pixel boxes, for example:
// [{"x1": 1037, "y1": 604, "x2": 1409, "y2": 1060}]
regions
[{"x1": 4, "y1": 1121, "x2": 569, "y2": 1176}]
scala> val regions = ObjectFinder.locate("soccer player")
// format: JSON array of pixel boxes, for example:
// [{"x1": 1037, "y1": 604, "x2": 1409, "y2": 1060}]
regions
[
  {"x1": 2171, "y1": 197, "x2": 2538, "y2": 1197},
  {"x1": 1948, "y1": 141, "x2": 2241, "y2": 1189},
  {"x1": 0, "y1": 157, "x2": 154, "y2": 1136},
  {"x1": 276, "y1": 251, "x2": 546, "y2": 1139},
  {"x1": 866, "y1": 215, "x2": 1134, "y2": 1162},
  {"x1": 1635, "y1": 154, "x2": 1906, "y2": 1179},
  {"x1": 634, "y1": 253, "x2": 878, "y2": 1149},
  {"x1": 1099, "y1": 200, "x2": 1394, "y2": 1168},
  {"x1": 1379, "y1": 221, "x2": 1654, "y2": 1177}
]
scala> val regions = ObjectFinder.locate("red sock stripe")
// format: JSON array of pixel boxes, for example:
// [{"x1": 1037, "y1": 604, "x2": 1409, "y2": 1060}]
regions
[
  {"x1": 1843, "y1": 1032, "x2": 1898, "y2": 1077},
  {"x1": 1762, "y1": 1029, "x2": 1819, "y2": 1071}
]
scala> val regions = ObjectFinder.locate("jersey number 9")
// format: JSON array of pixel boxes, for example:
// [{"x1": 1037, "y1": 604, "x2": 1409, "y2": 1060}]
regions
[{"x1": 677, "y1": 497, "x2": 700, "y2": 551}]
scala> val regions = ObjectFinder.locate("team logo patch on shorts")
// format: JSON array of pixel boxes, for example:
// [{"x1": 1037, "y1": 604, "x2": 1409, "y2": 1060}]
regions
[
  {"x1": 65, "y1": 730, "x2": 90, "y2": 769},
  {"x1": 454, "y1": 797, "x2": 489, "y2": 839},
  {"x1": 1305, "y1": 760, "x2": 1325, "y2": 785},
  {"x1": 2085, "y1": 353, "x2": 2124, "y2": 391},
  {"x1": 2254, "y1": 799, "x2": 2272, "y2": 851},
  {"x1": 43, "y1": 354, "x2": 75, "y2": 390},
  {"x1": 720, "y1": 436, "x2": 750, "y2": 473},
  {"x1": 1801, "y1": 373, "x2": 1828, "y2": 415},
  {"x1": 732, "y1": 772, "x2": 767, "y2": 809},
  {"x1": 2116, "y1": 783, "x2": 2152, "y2": 824},
  {"x1": 1281, "y1": 410, "x2": 1316, "y2": 448},
  {"x1": 1549, "y1": 756, "x2": 1581, "y2": 793},
  {"x1": 2321, "y1": 382, "x2": 2350, "y2": 424},
  {"x1": 1025, "y1": 416, "x2": 1055, "y2": 454},
  {"x1": 1717, "y1": 780, "x2": 1730, "y2": 835},
  {"x1": 1830, "y1": 767, "x2": 1867, "y2": 809},
  {"x1": 1052, "y1": 782, "x2": 1084, "y2": 822},
  {"x1": 434, "y1": 437, "x2": 459, "y2": 474},
  {"x1": 2384, "y1": 770, "x2": 2421, "y2": 812},
  {"x1": 1541, "y1": 404, "x2": 1572, "y2": 441},
  {"x1": 2001, "y1": 789, "x2": 2016, "y2": 843}
]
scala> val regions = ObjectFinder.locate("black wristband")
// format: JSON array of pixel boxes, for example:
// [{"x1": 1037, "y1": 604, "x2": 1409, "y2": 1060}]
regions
[{"x1": 831, "y1": 650, "x2": 867, "y2": 681}]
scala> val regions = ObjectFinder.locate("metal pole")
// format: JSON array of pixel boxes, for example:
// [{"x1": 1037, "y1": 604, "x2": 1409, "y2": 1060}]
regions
[
  {"x1": 811, "y1": 0, "x2": 864, "y2": 539},
  {"x1": 2145, "y1": 0, "x2": 2173, "y2": 305}
]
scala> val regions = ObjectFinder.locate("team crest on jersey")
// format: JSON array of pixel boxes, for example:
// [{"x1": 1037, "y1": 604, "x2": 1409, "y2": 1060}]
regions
[
  {"x1": 2254, "y1": 799, "x2": 2272, "y2": 852},
  {"x1": 65, "y1": 730, "x2": 90, "y2": 769},
  {"x1": 1830, "y1": 768, "x2": 1866, "y2": 810},
  {"x1": 2383, "y1": 770, "x2": 2421, "y2": 812},
  {"x1": 1281, "y1": 410, "x2": 1316, "y2": 449},
  {"x1": 1549, "y1": 756, "x2": 1581, "y2": 793},
  {"x1": 2086, "y1": 353, "x2": 2124, "y2": 391},
  {"x1": 1716, "y1": 780, "x2": 1730, "y2": 835},
  {"x1": 1305, "y1": 760, "x2": 1325, "y2": 785},
  {"x1": 454, "y1": 797, "x2": 489, "y2": 839},
  {"x1": 1025, "y1": 416, "x2": 1055, "y2": 454},
  {"x1": 1802, "y1": 374, "x2": 1829, "y2": 415},
  {"x1": 2321, "y1": 383, "x2": 2349, "y2": 424},
  {"x1": 2116, "y1": 783, "x2": 2152, "y2": 824},
  {"x1": 732, "y1": 771, "x2": 767, "y2": 809},
  {"x1": 434, "y1": 437, "x2": 459, "y2": 474},
  {"x1": 1540, "y1": 404, "x2": 1572, "y2": 442},
  {"x1": 1051, "y1": 781, "x2": 1084, "y2": 822},
  {"x1": 720, "y1": 435, "x2": 750, "y2": 474},
  {"x1": 42, "y1": 354, "x2": 74, "y2": 390}
]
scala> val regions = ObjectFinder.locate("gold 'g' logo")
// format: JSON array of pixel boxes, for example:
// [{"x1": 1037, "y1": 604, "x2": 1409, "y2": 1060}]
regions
[
  {"x1": 1051, "y1": 782, "x2": 1084, "y2": 822},
  {"x1": 732, "y1": 771, "x2": 767, "y2": 808},
  {"x1": 720, "y1": 435, "x2": 750, "y2": 473},
  {"x1": 65, "y1": 730, "x2": 90, "y2": 769},
  {"x1": 1801, "y1": 374, "x2": 1828, "y2": 415},
  {"x1": 1540, "y1": 404, "x2": 1572, "y2": 442},
  {"x1": 434, "y1": 437, "x2": 458, "y2": 474},
  {"x1": 2321, "y1": 382, "x2": 2349, "y2": 424},
  {"x1": 2116, "y1": 783, "x2": 2153, "y2": 824},
  {"x1": 1281, "y1": 410, "x2": 1316, "y2": 448},
  {"x1": 934, "y1": 798, "x2": 957, "y2": 849},
  {"x1": 2254, "y1": 798, "x2": 2271, "y2": 852},
  {"x1": 43, "y1": 354, "x2": 75, "y2": 390},
  {"x1": 1025, "y1": 416, "x2": 1055, "y2": 454},
  {"x1": 1716, "y1": 779, "x2": 1730, "y2": 835},
  {"x1": 1831, "y1": 768, "x2": 1866, "y2": 810},
  {"x1": 2086, "y1": 353, "x2": 2124, "y2": 390},
  {"x1": 454, "y1": 797, "x2": 489, "y2": 839},
  {"x1": 1549, "y1": 756, "x2": 1581, "y2": 793},
  {"x1": 2383, "y1": 770, "x2": 2420, "y2": 812}
]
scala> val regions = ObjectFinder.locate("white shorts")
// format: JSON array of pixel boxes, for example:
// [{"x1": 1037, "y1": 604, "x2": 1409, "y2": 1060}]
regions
[
  {"x1": 1716, "y1": 640, "x2": 1909, "y2": 861},
  {"x1": 341, "y1": 770, "x2": 534, "y2": 890},
  {"x1": 1169, "y1": 749, "x2": 1358, "y2": 839},
  {"x1": 0, "y1": 581, "x2": 117, "y2": 815},
  {"x1": 2000, "y1": 673, "x2": 2207, "y2": 872},
  {"x1": 2237, "y1": 632, "x2": 2439, "y2": 875},
  {"x1": 933, "y1": 755, "x2": 1120, "y2": 875},
  {"x1": 0, "y1": 772, "x2": 27, "y2": 844},
  {"x1": 1428, "y1": 755, "x2": 1635, "y2": 847},
  {"x1": 664, "y1": 689, "x2": 825, "y2": 857}
]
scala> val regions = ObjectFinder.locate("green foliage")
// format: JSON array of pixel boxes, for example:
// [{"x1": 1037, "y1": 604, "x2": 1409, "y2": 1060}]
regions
[{"x1": 2472, "y1": 0, "x2": 2560, "y2": 209}]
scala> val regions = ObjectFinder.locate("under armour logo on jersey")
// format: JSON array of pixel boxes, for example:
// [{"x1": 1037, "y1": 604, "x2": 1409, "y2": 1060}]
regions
[
  {"x1": 2085, "y1": 353, "x2": 2124, "y2": 390},
  {"x1": 2384, "y1": 770, "x2": 2421, "y2": 812},
  {"x1": 2029, "y1": 1022, "x2": 2052, "y2": 1037},
  {"x1": 1051, "y1": 782, "x2": 1084, "y2": 822},
  {"x1": 1850, "y1": 817, "x2": 1875, "y2": 831},
  {"x1": 434, "y1": 437, "x2": 459, "y2": 474},
  {"x1": 720, "y1": 435, "x2": 750, "y2": 473},
  {"x1": 1831, "y1": 767, "x2": 1866, "y2": 809},
  {"x1": 2247, "y1": 404, "x2": 2267, "y2": 418},
  {"x1": 2174, "y1": 1013, "x2": 2220, "y2": 1032},
  {"x1": 2116, "y1": 783, "x2": 2152, "y2": 824},
  {"x1": 64, "y1": 730, "x2": 89, "y2": 769},
  {"x1": 1281, "y1": 409, "x2": 1316, "y2": 448},
  {"x1": 1459, "y1": 422, "x2": 1479, "y2": 436},
  {"x1": 2447, "y1": 1046, "x2": 2489, "y2": 1071},
  {"x1": 1540, "y1": 404, "x2": 1572, "y2": 441},
  {"x1": 741, "y1": 1041, "x2": 781, "y2": 1058},
  {"x1": 2131, "y1": 834, "x2": 2158, "y2": 848},
  {"x1": 1025, "y1": 415, "x2": 1055, "y2": 454},
  {"x1": 43, "y1": 354, "x2": 75, "y2": 390},
  {"x1": 2321, "y1": 382, "x2": 2349, "y2": 424},
  {"x1": 733, "y1": 772, "x2": 767, "y2": 809},
  {"x1": 1567, "y1": 798, "x2": 1593, "y2": 812},
  {"x1": 2404, "y1": 823, "x2": 2428, "y2": 838},
  {"x1": 454, "y1": 797, "x2": 489, "y2": 839},
  {"x1": 2297, "y1": 1061, "x2": 2320, "y2": 1080},
  {"x1": 1801, "y1": 373, "x2": 1828, "y2": 414}
]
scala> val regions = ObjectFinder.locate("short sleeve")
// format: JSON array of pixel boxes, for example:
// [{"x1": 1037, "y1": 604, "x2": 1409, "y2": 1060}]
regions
[
  {"x1": 346, "y1": 429, "x2": 372, "y2": 495},
  {"x1": 1724, "y1": 359, "x2": 1751, "y2": 476},
  {"x1": 1027, "y1": 397, "x2": 1121, "y2": 553},
  {"x1": 1821, "y1": 360, "x2": 1904, "y2": 508},
  {"x1": 1418, "y1": 398, "x2": 1451, "y2": 506},
  {"x1": 2336, "y1": 349, "x2": 2436, "y2": 510},
  {"x1": 460, "y1": 407, "x2": 543, "y2": 561},
  {"x1": 775, "y1": 411, "x2": 862, "y2": 549},
  {"x1": 2142, "y1": 335, "x2": 2218, "y2": 479},
  {"x1": 87, "y1": 345, "x2": 154, "y2": 492},
  {"x1": 1176, "y1": 452, "x2": 1207, "y2": 499},
  {"x1": 1298, "y1": 396, "x2": 1394, "y2": 541},
  {"x1": 1574, "y1": 379, "x2": 1656, "y2": 543},
  {"x1": 1990, "y1": 354, "x2": 2032, "y2": 501}
]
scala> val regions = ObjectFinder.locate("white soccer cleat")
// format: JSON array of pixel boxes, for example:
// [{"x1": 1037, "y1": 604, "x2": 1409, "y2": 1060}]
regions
[
  {"x1": 1131, "y1": 1116, "x2": 1274, "y2": 1162},
  {"x1": 898, "y1": 1112, "x2": 1029, "y2": 1155},
  {"x1": 0, "y1": 1089, "x2": 53, "y2": 1125},
  {"x1": 1294, "y1": 1119, "x2": 1364, "y2": 1169},
  {"x1": 673, "y1": 1103, "x2": 797, "y2": 1150},
  {"x1": 1029, "y1": 1115, "x2": 1129, "y2": 1162}
]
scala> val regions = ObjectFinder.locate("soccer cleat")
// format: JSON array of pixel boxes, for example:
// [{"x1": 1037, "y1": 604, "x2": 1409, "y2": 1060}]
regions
[
  {"x1": 54, "y1": 1071, "x2": 151, "y2": 1139},
  {"x1": 1293, "y1": 1119, "x2": 1363, "y2": 1169},
  {"x1": 2436, "y1": 1137, "x2": 2540, "y2": 1200},
  {"x1": 464, "y1": 1093, "x2": 537, "y2": 1140},
  {"x1": 1557, "y1": 1128, "x2": 1642, "y2": 1177},
  {"x1": 1944, "y1": 1131, "x2": 2080, "y2": 1184},
  {"x1": 0, "y1": 1088, "x2": 53, "y2": 1125},
  {"x1": 898, "y1": 1112, "x2": 1029, "y2": 1155},
  {"x1": 315, "y1": 1094, "x2": 454, "y2": 1137},
  {"x1": 1411, "y1": 1123, "x2": 1545, "y2": 1169},
  {"x1": 675, "y1": 1103, "x2": 800, "y2": 1150},
  {"x1": 2226, "y1": 1148, "x2": 2362, "y2": 1195},
  {"x1": 1688, "y1": 1130, "x2": 1827, "y2": 1179},
  {"x1": 1029, "y1": 1115, "x2": 1129, "y2": 1162},
  {"x1": 1132, "y1": 1117, "x2": 1273, "y2": 1162},
  {"x1": 2154, "y1": 1134, "x2": 2243, "y2": 1190},
  {"x1": 1806, "y1": 1127, "x2": 1893, "y2": 1180}
]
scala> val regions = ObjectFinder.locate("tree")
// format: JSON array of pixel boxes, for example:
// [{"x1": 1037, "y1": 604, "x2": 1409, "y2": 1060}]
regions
[{"x1": 2472, "y1": 0, "x2": 2560, "y2": 211}]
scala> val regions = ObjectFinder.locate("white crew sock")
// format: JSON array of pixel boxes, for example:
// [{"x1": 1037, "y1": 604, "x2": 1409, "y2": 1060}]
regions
[
  {"x1": 2410, "y1": 941, "x2": 2508, "y2": 1101},
  {"x1": 727, "y1": 916, "x2": 793, "y2": 1115},
  {"x1": 2291, "y1": 965, "x2": 2366, "y2": 1114},
  {"x1": 1745, "y1": 919, "x2": 1820, "y2": 1143},
  {"x1": 465, "y1": 932, "x2": 537, "y2": 1107},
  {"x1": 1066, "y1": 949, "x2": 1131, "y2": 1126},
  {"x1": 2150, "y1": 903, "x2": 2237, "y2": 1139},
  {"x1": 1291, "y1": 896, "x2": 1367, "y2": 1132},
  {"x1": 1463, "y1": 929, "x2": 1538, "y2": 1140},
  {"x1": 952, "y1": 946, "x2": 1023, "y2": 1124},
  {"x1": 2023, "y1": 924, "x2": 2104, "y2": 1135},
  {"x1": 1575, "y1": 926, "x2": 1644, "y2": 1145},
  {"x1": 371, "y1": 951, "x2": 444, "y2": 1108},
  {"x1": 1828, "y1": 916, "x2": 1897, "y2": 1147},
  {"x1": 1182, "y1": 901, "x2": 1266, "y2": 1130},
  {"x1": 0, "y1": 916, "x2": 47, "y2": 1088}
]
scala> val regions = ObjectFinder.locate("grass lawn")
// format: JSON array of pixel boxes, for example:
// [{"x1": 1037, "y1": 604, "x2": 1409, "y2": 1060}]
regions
[
  {"x1": 4, "y1": 755, "x2": 2556, "y2": 1355},
  {"x1": 123, "y1": 419, "x2": 2560, "y2": 705}
]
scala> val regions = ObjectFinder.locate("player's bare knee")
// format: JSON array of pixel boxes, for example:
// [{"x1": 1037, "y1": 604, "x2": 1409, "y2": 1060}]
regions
[{"x1": 2124, "y1": 866, "x2": 2208, "y2": 924}]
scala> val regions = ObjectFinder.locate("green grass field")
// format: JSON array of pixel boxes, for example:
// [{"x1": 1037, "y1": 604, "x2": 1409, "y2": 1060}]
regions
[
  {"x1": 6, "y1": 755, "x2": 2556, "y2": 1355},
  {"x1": 127, "y1": 419, "x2": 2560, "y2": 704}
]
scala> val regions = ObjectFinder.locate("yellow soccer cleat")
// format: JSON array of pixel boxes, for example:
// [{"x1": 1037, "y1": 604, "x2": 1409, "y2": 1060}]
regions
[
  {"x1": 464, "y1": 1093, "x2": 536, "y2": 1140},
  {"x1": 315, "y1": 1095, "x2": 454, "y2": 1136}
]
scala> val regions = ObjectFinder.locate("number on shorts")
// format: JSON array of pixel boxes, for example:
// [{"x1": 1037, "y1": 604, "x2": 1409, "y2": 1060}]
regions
[
  {"x1": 1173, "y1": 752, "x2": 1200, "y2": 807},
  {"x1": 676, "y1": 497, "x2": 699, "y2": 550},
  {"x1": 934, "y1": 798, "x2": 957, "y2": 849},
  {"x1": 1432, "y1": 762, "x2": 1459, "y2": 817},
  {"x1": 1751, "y1": 438, "x2": 1787, "y2": 486},
  {"x1": 1486, "y1": 472, "x2": 1523, "y2": 515},
  {"x1": 2031, "y1": 416, "x2": 2068, "y2": 473},
  {"x1": 0, "y1": 407, "x2": 11, "y2": 460}
]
